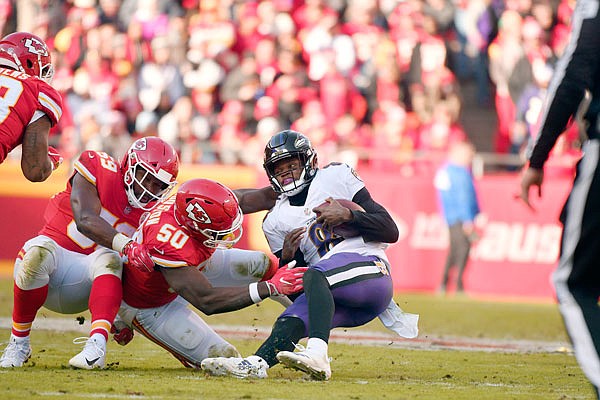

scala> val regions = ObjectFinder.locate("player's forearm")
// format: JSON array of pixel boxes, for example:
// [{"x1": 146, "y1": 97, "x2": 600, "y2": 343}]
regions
[
  {"x1": 179, "y1": 283, "x2": 272, "y2": 315},
  {"x1": 74, "y1": 214, "x2": 120, "y2": 249},
  {"x1": 21, "y1": 156, "x2": 52, "y2": 182},
  {"x1": 234, "y1": 186, "x2": 277, "y2": 214}
]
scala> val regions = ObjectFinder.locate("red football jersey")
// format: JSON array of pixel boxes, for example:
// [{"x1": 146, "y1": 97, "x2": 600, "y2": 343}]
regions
[
  {"x1": 122, "y1": 195, "x2": 215, "y2": 309},
  {"x1": 0, "y1": 67, "x2": 62, "y2": 163},
  {"x1": 39, "y1": 150, "x2": 145, "y2": 254}
]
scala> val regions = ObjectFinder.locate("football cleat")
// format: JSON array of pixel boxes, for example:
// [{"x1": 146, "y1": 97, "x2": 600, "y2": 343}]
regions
[
  {"x1": 69, "y1": 336, "x2": 106, "y2": 369},
  {"x1": 276, "y1": 345, "x2": 331, "y2": 381},
  {"x1": 0, "y1": 335, "x2": 32, "y2": 368},
  {"x1": 201, "y1": 355, "x2": 268, "y2": 379}
]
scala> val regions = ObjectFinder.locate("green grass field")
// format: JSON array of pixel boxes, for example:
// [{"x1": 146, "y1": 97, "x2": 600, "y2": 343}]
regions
[{"x1": 0, "y1": 277, "x2": 593, "y2": 400}]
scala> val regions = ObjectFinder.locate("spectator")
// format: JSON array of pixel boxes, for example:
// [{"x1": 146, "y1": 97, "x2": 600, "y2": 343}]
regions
[{"x1": 434, "y1": 140, "x2": 480, "y2": 294}]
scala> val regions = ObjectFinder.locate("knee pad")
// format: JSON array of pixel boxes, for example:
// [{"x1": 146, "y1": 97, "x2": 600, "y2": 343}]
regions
[
  {"x1": 15, "y1": 244, "x2": 57, "y2": 290},
  {"x1": 89, "y1": 250, "x2": 123, "y2": 279},
  {"x1": 203, "y1": 248, "x2": 273, "y2": 286},
  {"x1": 226, "y1": 248, "x2": 273, "y2": 280}
]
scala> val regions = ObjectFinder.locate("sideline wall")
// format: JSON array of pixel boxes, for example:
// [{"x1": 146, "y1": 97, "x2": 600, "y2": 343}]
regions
[{"x1": 0, "y1": 161, "x2": 570, "y2": 300}]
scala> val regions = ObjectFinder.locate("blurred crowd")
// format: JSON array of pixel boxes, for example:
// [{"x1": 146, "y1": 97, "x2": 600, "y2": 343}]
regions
[{"x1": 2, "y1": 0, "x2": 583, "y2": 174}]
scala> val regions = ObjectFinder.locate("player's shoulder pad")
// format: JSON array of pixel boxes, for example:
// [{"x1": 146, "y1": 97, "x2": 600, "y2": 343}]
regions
[{"x1": 320, "y1": 162, "x2": 362, "y2": 182}]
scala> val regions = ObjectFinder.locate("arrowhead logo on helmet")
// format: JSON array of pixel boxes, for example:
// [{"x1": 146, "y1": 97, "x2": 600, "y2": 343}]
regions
[
  {"x1": 24, "y1": 37, "x2": 48, "y2": 56},
  {"x1": 185, "y1": 202, "x2": 211, "y2": 224}
]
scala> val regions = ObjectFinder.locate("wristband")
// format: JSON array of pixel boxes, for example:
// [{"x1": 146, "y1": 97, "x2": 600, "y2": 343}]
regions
[
  {"x1": 112, "y1": 233, "x2": 131, "y2": 253},
  {"x1": 248, "y1": 282, "x2": 262, "y2": 304},
  {"x1": 265, "y1": 281, "x2": 279, "y2": 297}
]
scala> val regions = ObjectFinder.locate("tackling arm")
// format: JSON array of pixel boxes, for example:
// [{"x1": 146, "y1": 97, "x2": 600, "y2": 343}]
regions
[
  {"x1": 160, "y1": 262, "x2": 306, "y2": 315},
  {"x1": 70, "y1": 172, "x2": 122, "y2": 249},
  {"x1": 20, "y1": 115, "x2": 54, "y2": 182},
  {"x1": 234, "y1": 186, "x2": 277, "y2": 214}
]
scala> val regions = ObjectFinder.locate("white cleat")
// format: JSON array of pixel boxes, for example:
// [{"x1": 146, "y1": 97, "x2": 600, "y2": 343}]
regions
[
  {"x1": 69, "y1": 336, "x2": 106, "y2": 369},
  {"x1": 0, "y1": 335, "x2": 32, "y2": 368},
  {"x1": 276, "y1": 346, "x2": 331, "y2": 381},
  {"x1": 201, "y1": 355, "x2": 268, "y2": 379}
]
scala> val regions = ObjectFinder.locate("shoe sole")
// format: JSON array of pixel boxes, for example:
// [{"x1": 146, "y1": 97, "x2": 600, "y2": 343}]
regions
[{"x1": 276, "y1": 353, "x2": 330, "y2": 381}]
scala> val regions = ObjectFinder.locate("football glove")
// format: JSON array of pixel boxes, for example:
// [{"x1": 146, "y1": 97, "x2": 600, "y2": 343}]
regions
[
  {"x1": 123, "y1": 241, "x2": 155, "y2": 272},
  {"x1": 265, "y1": 261, "x2": 307, "y2": 296},
  {"x1": 111, "y1": 322, "x2": 134, "y2": 346},
  {"x1": 48, "y1": 146, "x2": 63, "y2": 171}
]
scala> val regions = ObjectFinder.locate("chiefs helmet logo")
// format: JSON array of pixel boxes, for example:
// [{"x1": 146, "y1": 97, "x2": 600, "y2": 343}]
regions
[
  {"x1": 24, "y1": 37, "x2": 48, "y2": 56},
  {"x1": 185, "y1": 202, "x2": 211, "y2": 224},
  {"x1": 132, "y1": 138, "x2": 147, "y2": 151}
]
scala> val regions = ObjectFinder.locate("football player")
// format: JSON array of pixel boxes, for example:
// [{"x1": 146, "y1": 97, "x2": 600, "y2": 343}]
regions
[
  {"x1": 0, "y1": 32, "x2": 63, "y2": 181},
  {"x1": 115, "y1": 178, "x2": 307, "y2": 368},
  {"x1": 201, "y1": 130, "x2": 416, "y2": 380},
  {"x1": 0, "y1": 137, "x2": 179, "y2": 369}
]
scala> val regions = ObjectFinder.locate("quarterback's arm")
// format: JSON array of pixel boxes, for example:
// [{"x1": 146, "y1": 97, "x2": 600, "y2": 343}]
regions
[
  {"x1": 159, "y1": 266, "x2": 273, "y2": 315},
  {"x1": 349, "y1": 187, "x2": 399, "y2": 243},
  {"x1": 20, "y1": 115, "x2": 53, "y2": 182},
  {"x1": 70, "y1": 172, "x2": 121, "y2": 249},
  {"x1": 233, "y1": 186, "x2": 277, "y2": 214}
]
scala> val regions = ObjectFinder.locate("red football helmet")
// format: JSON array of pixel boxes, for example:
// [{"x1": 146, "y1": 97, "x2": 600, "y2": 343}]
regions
[
  {"x1": 174, "y1": 178, "x2": 243, "y2": 249},
  {"x1": 122, "y1": 137, "x2": 179, "y2": 210},
  {"x1": 0, "y1": 32, "x2": 53, "y2": 81}
]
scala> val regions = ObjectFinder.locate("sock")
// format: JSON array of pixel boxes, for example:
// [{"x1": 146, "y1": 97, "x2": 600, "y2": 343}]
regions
[
  {"x1": 256, "y1": 317, "x2": 305, "y2": 367},
  {"x1": 88, "y1": 274, "x2": 122, "y2": 341},
  {"x1": 11, "y1": 283, "x2": 48, "y2": 338},
  {"x1": 303, "y1": 269, "x2": 333, "y2": 343}
]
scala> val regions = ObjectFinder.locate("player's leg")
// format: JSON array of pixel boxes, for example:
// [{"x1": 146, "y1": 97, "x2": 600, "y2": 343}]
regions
[
  {"x1": 1, "y1": 236, "x2": 60, "y2": 368},
  {"x1": 69, "y1": 248, "x2": 122, "y2": 370},
  {"x1": 202, "y1": 248, "x2": 291, "y2": 307},
  {"x1": 201, "y1": 248, "x2": 276, "y2": 285},
  {"x1": 552, "y1": 140, "x2": 600, "y2": 396},
  {"x1": 128, "y1": 297, "x2": 239, "y2": 368},
  {"x1": 277, "y1": 253, "x2": 392, "y2": 380}
]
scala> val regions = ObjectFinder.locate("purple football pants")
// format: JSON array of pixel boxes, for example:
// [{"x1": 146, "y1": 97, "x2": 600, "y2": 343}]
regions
[{"x1": 280, "y1": 252, "x2": 393, "y2": 336}]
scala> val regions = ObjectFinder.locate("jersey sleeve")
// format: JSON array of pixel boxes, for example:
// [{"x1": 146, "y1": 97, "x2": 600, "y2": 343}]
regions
[
  {"x1": 35, "y1": 79, "x2": 62, "y2": 126},
  {"x1": 73, "y1": 150, "x2": 102, "y2": 186}
]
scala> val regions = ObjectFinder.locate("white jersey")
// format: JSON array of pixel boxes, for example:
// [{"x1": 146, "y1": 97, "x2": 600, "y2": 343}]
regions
[{"x1": 263, "y1": 163, "x2": 389, "y2": 266}]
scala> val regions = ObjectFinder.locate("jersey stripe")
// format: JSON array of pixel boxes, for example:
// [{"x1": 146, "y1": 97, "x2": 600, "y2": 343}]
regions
[
  {"x1": 324, "y1": 264, "x2": 384, "y2": 288},
  {"x1": 38, "y1": 91, "x2": 62, "y2": 122},
  {"x1": 152, "y1": 256, "x2": 189, "y2": 268},
  {"x1": 74, "y1": 160, "x2": 97, "y2": 185}
]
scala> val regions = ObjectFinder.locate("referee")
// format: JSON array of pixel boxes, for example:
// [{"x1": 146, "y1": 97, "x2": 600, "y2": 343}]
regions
[{"x1": 518, "y1": 1, "x2": 600, "y2": 397}]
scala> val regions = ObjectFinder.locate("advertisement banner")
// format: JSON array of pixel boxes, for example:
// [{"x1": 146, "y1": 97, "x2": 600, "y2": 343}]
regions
[{"x1": 0, "y1": 161, "x2": 572, "y2": 299}]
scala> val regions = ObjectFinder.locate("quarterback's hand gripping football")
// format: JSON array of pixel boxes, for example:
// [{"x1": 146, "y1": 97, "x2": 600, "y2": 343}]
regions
[
  {"x1": 123, "y1": 241, "x2": 155, "y2": 272},
  {"x1": 47, "y1": 146, "x2": 63, "y2": 171},
  {"x1": 265, "y1": 260, "x2": 307, "y2": 296}
]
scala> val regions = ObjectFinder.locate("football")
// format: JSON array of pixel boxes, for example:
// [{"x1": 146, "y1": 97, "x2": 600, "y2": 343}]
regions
[{"x1": 315, "y1": 198, "x2": 364, "y2": 238}]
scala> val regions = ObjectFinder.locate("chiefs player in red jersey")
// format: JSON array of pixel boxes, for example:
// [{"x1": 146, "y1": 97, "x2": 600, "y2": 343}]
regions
[
  {"x1": 115, "y1": 178, "x2": 306, "y2": 368},
  {"x1": 0, "y1": 32, "x2": 63, "y2": 181},
  {"x1": 0, "y1": 137, "x2": 179, "y2": 369}
]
